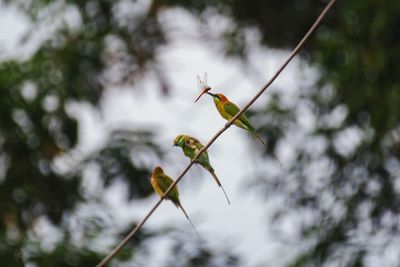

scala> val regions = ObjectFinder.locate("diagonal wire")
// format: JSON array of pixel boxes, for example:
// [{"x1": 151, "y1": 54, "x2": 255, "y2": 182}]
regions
[{"x1": 96, "y1": 0, "x2": 337, "y2": 265}]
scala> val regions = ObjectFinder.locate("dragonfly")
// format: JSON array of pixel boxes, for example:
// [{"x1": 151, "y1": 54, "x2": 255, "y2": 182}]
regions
[{"x1": 194, "y1": 72, "x2": 211, "y2": 102}]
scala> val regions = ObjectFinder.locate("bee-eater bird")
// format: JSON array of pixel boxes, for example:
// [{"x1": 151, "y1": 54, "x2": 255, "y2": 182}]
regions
[
  {"x1": 194, "y1": 74, "x2": 281, "y2": 165},
  {"x1": 150, "y1": 166, "x2": 198, "y2": 233},
  {"x1": 206, "y1": 92, "x2": 267, "y2": 145},
  {"x1": 194, "y1": 74, "x2": 264, "y2": 144},
  {"x1": 173, "y1": 134, "x2": 231, "y2": 205}
]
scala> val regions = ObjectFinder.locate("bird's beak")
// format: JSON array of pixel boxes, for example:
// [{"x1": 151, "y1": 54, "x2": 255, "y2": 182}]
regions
[
  {"x1": 194, "y1": 87, "x2": 210, "y2": 103},
  {"x1": 206, "y1": 92, "x2": 215, "y2": 97}
]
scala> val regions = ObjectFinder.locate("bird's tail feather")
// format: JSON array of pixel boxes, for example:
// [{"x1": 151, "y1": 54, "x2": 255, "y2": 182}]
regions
[
  {"x1": 251, "y1": 131, "x2": 266, "y2": 146},
  {"x1": 178, "y1": 203, "x2": 200, "y2": 236},
  {"x1": 207, "y1": 168, "x2": 231, "y2": 205},
  {"x1": 251, "y1": 131, "x2": 282, "y2": 167},
  {"x1": 272, "y1": 155, "x2": 282, "y2": 167}
]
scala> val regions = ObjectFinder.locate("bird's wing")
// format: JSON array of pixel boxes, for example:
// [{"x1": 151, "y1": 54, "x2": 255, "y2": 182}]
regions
[
  {"x1": 224, "y1": 101, "x2": 241, "y2": 116},
  {"x1": 239, "y1": 113, "x2": 255, "y2": 132},
  {"x1": 185, "y1": 138, "x2": 208, "y2": 160},
  {"x1": 194, "y1": 140, "x2": 208, "y2": 157},
  {"x1": 224, "y1": 102, "x2": 254, "y2": 131},
  {"x1": 190, "y1": 140, "x2": 211, "y2": 166},
  {"x1": 196, "y1": 151, "x2": 210, "y2": 167},
  {"x1": 186, "y1": 137, "x2": 200, "y2": 148},
  {"x1": 193, "y1": 140, "x2": 203, "y2": 150},
  {"x1": 157, "y1": 174, "x2": 179, "y2": 198}
]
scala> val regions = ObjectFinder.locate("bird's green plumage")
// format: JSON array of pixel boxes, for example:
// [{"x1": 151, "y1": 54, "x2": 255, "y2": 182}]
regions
[
  {"x1": 150, "y1": 166, "x2": 198, "y2": 233},
  {"x1": 174, "y1": 135, "x2": 212, "y2": 170},
  {"x1": 209, "y1": 93, "x2": 267, "y2": 148},
  {"x1": 151, "y1": 167, "x2": 180, "y2": 206},
  {"x1": 173, "y1": 134, "x2": 231, "y2": 205},
  {"x1": 213, "y1": 95, "x2": 255, "y2": 132},
  {"x1": 225, "y1": 103, "x2": 255, "y2": 131}
]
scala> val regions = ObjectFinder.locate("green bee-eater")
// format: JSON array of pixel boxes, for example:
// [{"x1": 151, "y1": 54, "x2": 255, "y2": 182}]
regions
[
  {"x1": 194, "y1": 74, "x2": 281, "y2": 165},
  {"x1": 173, "y1": 134, "x2": 231, "y2": 205},
  {"x1": 150, "y1": 166, "x2": 198, "y2": 233},
  {"x1": 205, "y1": 92, "x2": 266, "y2": 145},
  {"x1": 196, "y1": 91, "x2": 281, "y2": 165}
]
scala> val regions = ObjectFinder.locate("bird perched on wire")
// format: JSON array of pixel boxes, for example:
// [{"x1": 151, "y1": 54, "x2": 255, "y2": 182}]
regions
[
  {"x1": 173, "y1": 134, "x2": 231, "y2": 205},
  {"x1": 194, "y1": 74, "x2": 281, "y2": 165},
  {"x1": 194, "y1": 74, "x2": 265, "y2": 145},
  {"x1": 150, "y1": 166, "x2": 198, "y2": 234}
]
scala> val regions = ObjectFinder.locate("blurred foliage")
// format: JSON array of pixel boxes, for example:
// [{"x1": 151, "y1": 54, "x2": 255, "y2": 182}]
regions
[
  {"x1": 1, "y1": 0, "x2": 399, "y2": 266},
  {"x1": 0, "y1": 0, "x2": 167, "y2": 265},
  {"x1": 166, "y1": 234, "x2": 241, "y2": 267},
  {"x1": 92, "y1": 129, "x2": 162, "y2": 199},
  {"x1": 245, "y1": 1, "x2": 400, "y2": 266}
]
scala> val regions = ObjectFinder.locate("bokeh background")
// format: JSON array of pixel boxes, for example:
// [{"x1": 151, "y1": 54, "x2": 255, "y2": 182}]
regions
[{"x1": 1, "y1": 0, "x2": 400, "y2": 266}]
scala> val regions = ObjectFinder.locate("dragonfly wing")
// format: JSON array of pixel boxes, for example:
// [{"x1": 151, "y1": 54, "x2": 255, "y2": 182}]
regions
[{"x1": 197, "y1": 75, "x2": 202, "y2": 90}]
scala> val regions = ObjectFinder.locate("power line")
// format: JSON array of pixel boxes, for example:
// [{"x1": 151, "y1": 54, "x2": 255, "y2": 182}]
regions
[{"x1": 96, "y1": 0, "x2": 337, "y2": 265}]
